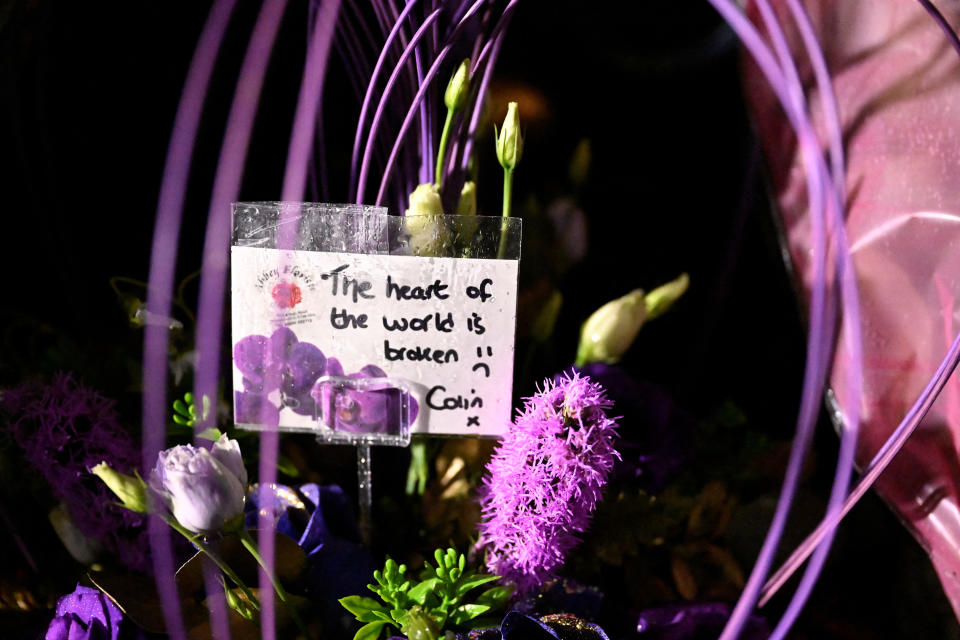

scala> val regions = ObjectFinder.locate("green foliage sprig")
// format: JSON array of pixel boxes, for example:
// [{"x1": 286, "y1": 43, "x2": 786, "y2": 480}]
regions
[{"x1": 339, "y1": 548, "x2": 513, "y2": 640}]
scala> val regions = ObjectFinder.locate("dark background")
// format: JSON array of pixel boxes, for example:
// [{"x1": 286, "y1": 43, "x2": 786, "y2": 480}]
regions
[{"x1": 1, "y1": 1, "x2": 958, "y2": 638}]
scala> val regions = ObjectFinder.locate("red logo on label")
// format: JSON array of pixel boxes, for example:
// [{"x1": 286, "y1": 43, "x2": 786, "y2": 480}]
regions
[{"x1": 271, "y1": 281, "x2": 302, "y2": 309}]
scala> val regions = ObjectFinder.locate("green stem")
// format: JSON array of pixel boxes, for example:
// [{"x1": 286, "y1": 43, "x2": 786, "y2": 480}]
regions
[
  {"x1": 497, "y1": 168, "x2": 514, "y2": 259},
  {"x1": 165, "y1": 517, "x2": 260, "y2": 611},
  {"x1": 435, "y1": 108, "x2": 455, "y2": 188},
  {"x1": 239, "y1": 528, "x2": 312, "y2": 640}
]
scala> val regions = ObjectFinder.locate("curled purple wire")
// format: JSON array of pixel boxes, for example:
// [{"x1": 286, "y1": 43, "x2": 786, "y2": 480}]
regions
[
  {"x1": 760, "y1": 0, "x2": 960, "y2": 613},
  {"x1": 374, "y1": 0, "x2": 491, "y2": 204},
  {"x1": 702, "y1": 2, "x2": 834, "y2": 639},
  {"x1": 356, "y1": 7, "x2": 444, "y2": 203},
  {"x1": 143, "y1": 1, "x2": 237, "y2": 639},
  {"x1": 349, "y1": 0, "x2": 423, "y2": 199},
  {"x1": 453, "y1": 0, "x2": 518, "y2": 191},
  {"x1": 746, "y1": 3, "x2": 862, "y2": 639}
]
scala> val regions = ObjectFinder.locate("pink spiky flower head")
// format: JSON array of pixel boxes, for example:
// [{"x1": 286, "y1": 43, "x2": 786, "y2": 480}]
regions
[{"x1": 477, "y1": 372, "x2": 620, "y2": 594}]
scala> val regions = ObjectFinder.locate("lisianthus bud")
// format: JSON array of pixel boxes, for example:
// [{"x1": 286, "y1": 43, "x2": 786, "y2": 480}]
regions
[
  {"x1": 149, "y1": 434, "x2": 248, "y2": 534},
  {"x1": 456, "y1": 180, "x2": 477, "y2": 217},
  {"x1": 91, "y1": 462, "x2": 149, "y2": 513},
  {"x1": 444, "y1": 58, "x2": 471, "y2": 112},
  {"x1": 575, "y1": 289, "x2": 647, "y2": 366},
  {"x1": 405, "y1": 182, "x2": 444, "y2": 217},
  {"x1": 495, "y1": 101, "x2": 523, "y2": 172},
  {"x1": 645, "y1": 273, "x2": 689, "y2": 320},
  {"x1": 405, "y1": 183, "x2": 449, "y2": 256}
]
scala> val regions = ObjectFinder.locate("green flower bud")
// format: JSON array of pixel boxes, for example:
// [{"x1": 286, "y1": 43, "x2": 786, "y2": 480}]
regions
[
  {"x1": 644, "y1": 273, "x2": 689, "y2": 320},
  {"x1": 575, "y1": 289, "x2": 647, "y2": 366},
  {"x1": 455, "y1": 180, "x2": 477, "y2": 217},
  {"x1": 495, "y1": 101, "x2": 523, "y2": 172},
  {"x1": 444, "y1": 59, "x2": 471, "y2": 112},
  {"x1": 91, "y1": 462, "x2": 149, "y2": 513}
]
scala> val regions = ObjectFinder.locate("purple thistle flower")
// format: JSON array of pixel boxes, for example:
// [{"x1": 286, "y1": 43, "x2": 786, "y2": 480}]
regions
[
  {"x1": 477, "y1": 373, "x2": 620, "y2": 594},
  {"x1": 1, "y1": 374, "x2": 149, "y2": 571}
]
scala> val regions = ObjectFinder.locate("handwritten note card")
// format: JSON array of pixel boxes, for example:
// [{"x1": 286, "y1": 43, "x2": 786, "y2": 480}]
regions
[{"x1": 231, "y1": 246, "x2": 519, "y2": 437}]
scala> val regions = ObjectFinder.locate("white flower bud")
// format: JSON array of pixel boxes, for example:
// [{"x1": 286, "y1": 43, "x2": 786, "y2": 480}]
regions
[
  {"x1": 495, "y1": 102, "x2": 523, "y2": 172},
  {"x1": 444, "y1": 59, "x2": 471, "y2": 112},
  {"x1": 575, "y1": 289, "x2": 647, "y2": 366}
]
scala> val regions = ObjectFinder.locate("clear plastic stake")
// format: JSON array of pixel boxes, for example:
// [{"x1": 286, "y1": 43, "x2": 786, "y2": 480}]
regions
[{"x1": 356, "y1": 444, "x2": 373, "y2": 545}]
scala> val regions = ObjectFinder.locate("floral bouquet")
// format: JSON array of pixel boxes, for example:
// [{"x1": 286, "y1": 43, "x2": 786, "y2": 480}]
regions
[{"x1": 8, "y1": 0, "x2": 960, "y2": 639}]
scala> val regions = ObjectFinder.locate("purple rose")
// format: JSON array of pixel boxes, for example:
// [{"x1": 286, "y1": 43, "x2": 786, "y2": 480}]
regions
[
  {"x1": 149, "y1": 434, "x2": 248, "y2": 533},
  {"x1": 44, "y1": 584, "x2": 123, "y2": 640}
]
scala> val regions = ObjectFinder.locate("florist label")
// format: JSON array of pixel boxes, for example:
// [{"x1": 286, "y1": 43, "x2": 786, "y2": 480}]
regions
[{"x1": 231, "y1": 246, "x2": 518, "y2": 437}]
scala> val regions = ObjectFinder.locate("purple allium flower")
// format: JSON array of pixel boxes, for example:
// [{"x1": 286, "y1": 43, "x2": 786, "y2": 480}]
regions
[
  {"x1": 477, "y1": 373, "x2": 620, "y2": 594},
  {"x1": 1, "y1": 375, "x2": 149, "y2": 571}
]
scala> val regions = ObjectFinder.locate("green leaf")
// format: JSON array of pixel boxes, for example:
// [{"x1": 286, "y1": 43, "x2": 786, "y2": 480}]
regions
[
  {"x1": 449, "y1": 603, "x2": 491, "y2": 626},
  {"x1": 195, "y1": 427, "x2": 222, "y2": 441},
  {"x1": 469, "y1": 616, "x2": 501, "y2": 630},
  {"x1": 340, "y1": 596, "x2": 386, "y2": 619},
  {"x1": 407, "y1": 578, "x2": 439, "y2": 604},
  {"x1": 475, "y1": 585, "x2": 512, "y2": 608},
  {"x1": 357, "y1": 609, "x2": 394, "y2": 624},
  {"x1": 172, "y1": 413, "x2": 191, "y2": 426},
  {"x1": 354, "y1": 621, "x2": 388, "y2": 640},
  {"x1": 277, "y1": 453, "x2": 300, "y2": 478},
  {"x1": 454, "y1": 574, "x2": 499, "y2": 598}
]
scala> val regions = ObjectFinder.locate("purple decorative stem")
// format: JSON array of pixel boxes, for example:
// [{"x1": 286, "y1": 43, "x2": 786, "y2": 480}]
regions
[
  {"x1": 374, "y1": 0, "x2": 490, "y2": 205},
  {"x1": 349, "y1": 0, "x2": 421, "y2": 199},
  {"x1": 282, "y1": 0, "x2": 342, "y2": 203},
  {"x1": 760, "y1": 0, "x2": 960, "y2": 611},
  {"x1": 760, "y1": 318, "x2": 960, "y2": 606},
  {"x1": 195, "y1": 0, "x2": 288, "y2": 463},
  {"x1": 455, "y1": 0, "x2": 517, "y2": 178},
  {"x1": 785, "y1": 0, "x2": 845, "y2": 200},
  {"x1": 193, "y1": 4, "x2": 288, "y2": 636},
  {"x1": 415, "y1": 46, "x2": 432, "y2": 185},
  {"x1": 356, "y1": 6, "x2": 442, "y2": 204},
  {"x1": 339, "y1": 1, "x2": 375, "y2": 80},
  {"x1": 702, "y1": 2, "x2": 833, "y2": 639},
  {"x1": 258, "y1": 4, "x2": 340, "y2": 638},
  {"x1": 204, "y1": 558, "x2": 231, "y2": 640},
  {"x1": 917, "y1": 0, "x2": 960, "y2": 60},
  {"x1": 750, "y1": 3, "x2": 862, "y2": 639},
  {"x1": 143, "y1": 1, "x2": 236, "y2": 639}
]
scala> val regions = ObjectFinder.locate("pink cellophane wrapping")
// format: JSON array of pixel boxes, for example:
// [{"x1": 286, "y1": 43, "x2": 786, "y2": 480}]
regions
[{"x1": 744, "y1": 0, "x2": 960, "y2": 618}]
